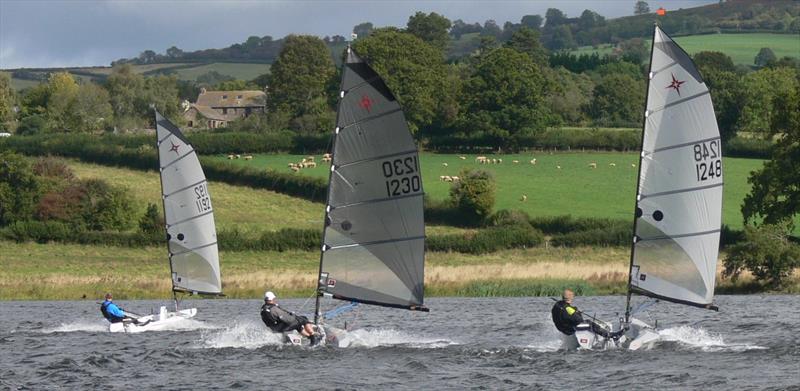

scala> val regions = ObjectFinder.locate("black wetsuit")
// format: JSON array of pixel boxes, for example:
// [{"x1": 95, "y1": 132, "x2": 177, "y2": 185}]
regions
[
  {"x1": 551, "y1": 300, "x2": 584, "y2": 335},
  {"x1": 260, "y1": 302, "x2": 309, "y2": 333}
]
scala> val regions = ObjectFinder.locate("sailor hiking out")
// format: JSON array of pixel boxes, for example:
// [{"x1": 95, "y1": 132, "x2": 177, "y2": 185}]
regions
[
  {"x1": 260, "y1": 291, "x2": 321, "y2": 345},
  {"x1": 551, "y1": 289, "x2": 623, "y2": 339},
  {"x1": 100, "y1": 293, "x2": 148, "y2": 325}
]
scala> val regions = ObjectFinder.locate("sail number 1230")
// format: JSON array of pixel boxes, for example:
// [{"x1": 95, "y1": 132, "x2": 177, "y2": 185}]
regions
[
  {"x1": 382, "y1": 156, "x2": 421, "y2": 197},
  {"x1": 693, "y1": 140, "x2": 721, "y2": 182}
]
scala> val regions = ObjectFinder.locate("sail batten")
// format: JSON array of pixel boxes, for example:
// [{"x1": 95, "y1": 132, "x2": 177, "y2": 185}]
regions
[
  {"x1": 627, "y1": 25, "x2": 722, "y2": 312},
  {"x1": 156, "y1": 111, "x2": 222, "y2": 295},
  {"x1": 316, "y1": 47, "x2": 426, "y2": 312}
]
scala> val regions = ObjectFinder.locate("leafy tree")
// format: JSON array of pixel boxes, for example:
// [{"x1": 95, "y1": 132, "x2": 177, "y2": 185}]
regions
[
  {"x1": 460, "y1": 47, "x2": 555, "y2": 144},
  {"x1": 0, "y1": 151, "x2": 40, "y2": 226},
  {"x1": 481, "y1": 20, "x2": 502, "y2": 37},
  {"x1": 693, "y1": 51, "x2": 736, "y2": 74},
  {"x1": 77, "y1": 179, "x2": 136, "y2": 231},
  {"x1": 634, "y1": 1, "x2": 651, "y2": 15},
  {"x1": 723, "y1": 224, "x2": 800, "y2": 289},
  {"x1": 520, "y1": 14, "x2": 543, "y2": 30},
  {"x1": 738, "y1": 67, "x2": 797, "y2": 134},
  {"x1": 138, "y1": 50, "x2": 157, "y2": 64},
  {"x1": 578, "y1": 9, "x2": 605, "y2": 30},
  {"x1": 16, "y1": 114, "x2": 48, "y2": 135},
  {"x1": 214, "y1": 79, "x2": 258, "y2": 91},
  {"x1": 139, "y1": 203, "x2": 163, "y2": 234},
  {"x1": 588, "y1": 73, "x2": 645, "y2": 127},
  {"x1": 353, "y1": 22, "x2": 374, "y2": 39},
  {"x1": 617, "y1": 38, "x2": 648, "y2": 64},
  {"x1": 69, "y1": 83, "x2": 113, "y2": 132},
  {"x1": 504, "y1": 27, "x2": 549, "y2": 66},
  {"x1": 353, "y1": 28, "x2": 447, "y2": 134},
  {"x1": 544, "y1": 8, "x2": 567, "y2": 29},
  {"x1": 166, "y1": 46, "x2": 184, "y2": 58},
  {"x1": 754, "y1": 47, "x2": 777, "y2": 67},
  {"x1": 268, "y1": 35, "x2": 336, "y2": 120},
  {"x1": 704, "y1": 70, "x2": 744, "y2": 142},
  {"x1": 0, "y1": 73, "x2": 15, "y2": 131},
  {"x1": 549, "y1": 25, "x2": 576, "y2": 50},
  {"x1": 406, "y1": 12, "x2": 452, "y2": 51},
  {"x1": 449, "y1": 169, "x2": 495, "y2": 225},
  {"x1": 105, "y1": 64, "x2": 145, "y2": 122},
  {"x1": 46, "y1": 72, "x2": 80, "y2": 132},
  {"x1": 742, "y1": 68, "x2": 800, "y2": 226},
  {"x1": 545, "y1": 67, "x2": 593, "y2": 125}
]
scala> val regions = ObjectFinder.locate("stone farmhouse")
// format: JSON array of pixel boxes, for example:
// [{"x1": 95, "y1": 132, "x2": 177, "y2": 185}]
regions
[{"x1": 182, "y1": 88, "x2": 266, "y2": 129}]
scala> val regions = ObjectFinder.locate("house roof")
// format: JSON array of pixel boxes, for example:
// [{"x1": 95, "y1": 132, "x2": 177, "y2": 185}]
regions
[
  {"x1": 196, "y1": 90, "x2": 266, "y2": 108},
  {"x1": 185, "y1": 104, "x2": 228, "y2": 121}
]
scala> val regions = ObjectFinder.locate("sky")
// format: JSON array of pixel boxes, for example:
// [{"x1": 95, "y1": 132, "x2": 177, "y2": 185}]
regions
[{"x1": 0, "y1": 0, "x2": 717, "y2": 69}]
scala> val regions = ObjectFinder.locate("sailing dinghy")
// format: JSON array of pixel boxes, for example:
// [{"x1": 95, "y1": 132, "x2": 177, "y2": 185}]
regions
[
  {"x1": 285, "y1": 46, "x2": 428, "y2": 346},
  {"x1": 569, "y1": 25, "x2": 723, "y2": 350},
  {"x1": 109, "y1": 111, "x2": 223, "y2": 333}
]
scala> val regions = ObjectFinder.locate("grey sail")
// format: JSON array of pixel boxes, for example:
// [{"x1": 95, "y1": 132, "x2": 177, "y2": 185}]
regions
[
  {"x1": 155, "y1": 111, "x2": 222, "y2": 295},
  {"x1": 317, "y1": 47, "x2": 426, "y2": 311},
  {"x1": 628, "y1": 26, "x2": 722, "y2": 309}
]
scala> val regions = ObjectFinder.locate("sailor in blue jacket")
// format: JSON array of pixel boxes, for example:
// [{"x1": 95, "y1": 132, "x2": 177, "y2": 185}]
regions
[{"x1": 100, "y1": 293, "x2": 130, "y2": 323}]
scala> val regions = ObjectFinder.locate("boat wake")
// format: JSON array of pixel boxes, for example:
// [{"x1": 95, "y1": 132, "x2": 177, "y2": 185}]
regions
[
  {"x1": 657, "y1": 325, "x2": 766, "y2": 352},
  {"x1": 332, "y1": 328, "x2": 454, "y2": 349},
  {"x1": 41, "y1": 320, "x2": 109, "y2": 333},
  {"x1": 199, "y1": 320, "x2": 284, "y2": 349}
]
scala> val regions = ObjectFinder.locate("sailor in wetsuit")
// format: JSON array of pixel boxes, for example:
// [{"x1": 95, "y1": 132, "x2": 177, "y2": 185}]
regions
[
  {"x1": 100, "y1": 293, "x2": 147, "y2": 325},
  {"x1": 551, "y1": 289, "x2": 623, "y2": 339},
  {"x1": 260, "y1": 291, "x2": 321, "y2": 345}
]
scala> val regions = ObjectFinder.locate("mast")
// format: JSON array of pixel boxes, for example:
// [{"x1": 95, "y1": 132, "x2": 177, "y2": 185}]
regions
[
  {"x1": 314, "y1": 44, "x2": 349, "y2": 325},
  {"x1": 624, "y1": 24, "x2": 658, "y2": 323},
  {"x1": 155, "y1": 110, "x2": 180, "y2": 310}
]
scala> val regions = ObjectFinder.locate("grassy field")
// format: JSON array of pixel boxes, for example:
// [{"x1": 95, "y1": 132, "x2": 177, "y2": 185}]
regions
[
  {"x1": 213, "y1": 152, "x2": 769, "y2": 230},
  {"x1": 570, "y1": 33, "x2": 800, "y2": 65},
  {"x1": 2, "y1": 241, "x2": 795, "y2": 300},
  {"x1": 167, "y1": 62, "x2": 270, "y2": 81},
  {"x1": 65, "y1": 160, "x2": 462, "y2": 236}
]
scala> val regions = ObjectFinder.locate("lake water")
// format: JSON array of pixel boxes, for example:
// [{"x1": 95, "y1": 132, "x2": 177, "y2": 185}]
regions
[{"x1": 1, "y1": 296, "x2": 797, "y2": 390}]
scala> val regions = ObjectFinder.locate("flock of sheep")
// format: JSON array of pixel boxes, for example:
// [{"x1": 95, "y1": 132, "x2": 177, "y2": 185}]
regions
[
  {"x1": 227, "y1": 154, "x2": 253, "y2": 160},
  {"x1": 287, "y1": 154, "x2": 332, "y2": 172}
]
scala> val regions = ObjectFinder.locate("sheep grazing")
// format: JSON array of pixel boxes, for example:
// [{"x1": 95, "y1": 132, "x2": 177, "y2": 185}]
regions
[
  {"x1": 530, "y1": 158, "x2": 537, "y2": 165},
  {"x1": 227, "y1": 155, "x2": 235, "y2": 160},
  {"x1": 476, "y1": 156, "x2": 487, "y2": 163},
  {"x1": 498, "y1": 158, "x2": 503, "y2": 164},
  {"x1": 556, "y1": 165, "x2": 562, "y2": 169},
  {"x1": 301, "y1": 158, "x2": 308, "y2": 163},
  {"x1": 322, "y1": 153, "x2": 332, "y2": 159},
  {"x1": 290, "y1": 166, "x2": 300, "y2": 172},
  {"x1": 609, "y1": 163, "x2": 616, "y2": 167},
  {"x1": 442, "y1": 162, "x2": 448, "y2": 167},
  {"x1": 492, "y1": 158, "x2": 498, "y2": 164},
  {"x1": 303, "y1": 161, "x2": 317, "y2": 168},
  {"x1": 244, "y1": 155, "x2": 253, "y2": 160},
  {"x1": 631, "y1": 163, "x2": 637, "y2": 168},
  {"x1": 235, "y1": 154, "x2": 241, "y2": 159},
  {"x1": 512, "y1": 160, "x2": 520, "y2": 164},
  {"x1": 459, "y1": 156, "x2": 467, "y2": 160},
  {"x1": 439, "y1": 175, "x2": 453, "y2": 182},
  {"x1": 451, "y1": 176, "x2": 460, "y2": 182},
  {"x1": 520, "y1": 195, "x2": 527, "y2": 202},
  {"x1": 589, "y1": 162, "x2": 597, "y2": 169},
  {"x1": 306, "y1": 156, "x2": 315, "y2": 162},
  {"x1": 322, "y1": 156, "x2": 332, "y2": 163}
]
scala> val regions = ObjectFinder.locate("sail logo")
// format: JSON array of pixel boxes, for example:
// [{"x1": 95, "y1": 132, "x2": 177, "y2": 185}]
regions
[
  {"x1": 359, "y1": 95, "x2": 373, "y2": 112},
  {"x1": 665, "y1": 73, "x2": 686, "y2": 96},
  {"x1": 169, "y1": 142, "x2": 181, "y2": 155}
]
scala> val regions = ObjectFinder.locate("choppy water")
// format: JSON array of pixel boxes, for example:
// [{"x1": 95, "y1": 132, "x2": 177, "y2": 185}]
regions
[{"x1": 1, "y1": 296, "x2": 797, "y2": 390}]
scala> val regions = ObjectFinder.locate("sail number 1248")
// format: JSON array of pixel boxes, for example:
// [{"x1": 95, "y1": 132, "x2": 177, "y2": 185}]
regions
[
  {"x1": 382, "y1": 156, "x2": 421, "y2": 197},
  {"x1": 693, "y1": 140, "x2": 721, "y2": 182}
]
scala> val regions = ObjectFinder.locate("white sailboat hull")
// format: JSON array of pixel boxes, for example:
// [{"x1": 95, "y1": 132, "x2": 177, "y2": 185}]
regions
[
  {"x1": 561, "y1": 317, "x2": 659, "y2": 351},
  {"x1": 108, "y1": 306, "x2": 196, "y2": 333}
]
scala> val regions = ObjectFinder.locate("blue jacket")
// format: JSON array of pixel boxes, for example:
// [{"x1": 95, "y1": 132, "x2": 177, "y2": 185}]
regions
[{"x1": 101, "y1": 300, "x2": 125, "y2": 320}]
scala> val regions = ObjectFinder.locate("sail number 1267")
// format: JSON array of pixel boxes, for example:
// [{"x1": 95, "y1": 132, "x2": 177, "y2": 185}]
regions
[
  {"x1": 382, "y1": 156, "x2": 421, "y2": 197},
  {"x1": 693, "y1": 140, "x2": 721, "y2": 182}
]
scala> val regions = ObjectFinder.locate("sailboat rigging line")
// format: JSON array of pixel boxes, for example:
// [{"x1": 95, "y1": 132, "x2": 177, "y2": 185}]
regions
[
  {"x1": 157, "y1": 132, "x2": 173, "y2": 144},
  {"x1": 164, "y1": 179, "x2": 207, "y2": 198},
  {"x1": 160, "y1": 149, "x2": 194, "y2": 171},
  {"x1": 651, "y1": 136, "x2": 721, "y2": 154},
  {"x1": 336, "y1": 148, "x2": 418, "y2": 169},
  {"x1": 640, "y1": 182, "x2": 723, "y2": 199},
  {"x1": 169, "y1": 242, "x2": 217, "y2": 257},
  {"x1": 326, "y1": 235, "x2": 425, "y2": 251},
  {"x1": 651, "y1": 90, "x2": 710, "y2": 112},
  {"x1": 155, "y1": 110, "x2": 180, "y2": 297},
  {"x1": 166, "y1": 210, "x2": 214, "y2": 228},
  {"x1": 331, "y1": 192, "x2": 423, "y2": 210},
  {"x1": 625, "y1": 23, "x2": 659, "y2": 324},
  {"x1": 340, "y1": 107, "x2": 403, "y2": 130},
  {"x1": 637, "y1": 228, "x2": 721, "y2": 241}
]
